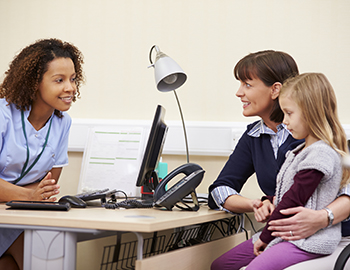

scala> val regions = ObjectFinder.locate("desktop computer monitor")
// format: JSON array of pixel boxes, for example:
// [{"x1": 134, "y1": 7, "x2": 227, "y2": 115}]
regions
[{"x1": 136, "y1": 105, "x2": 168, "y2": 197}]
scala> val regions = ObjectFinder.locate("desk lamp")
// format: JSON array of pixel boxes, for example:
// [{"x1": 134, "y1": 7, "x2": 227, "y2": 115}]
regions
[{"x1": 148, "y1": 45, "x2": 190, "y2": 163}]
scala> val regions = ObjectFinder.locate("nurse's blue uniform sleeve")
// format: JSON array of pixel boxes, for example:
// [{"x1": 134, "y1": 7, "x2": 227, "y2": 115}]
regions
[{"x1": 52, "y1": 113, "x2": 72, "y2": 168}]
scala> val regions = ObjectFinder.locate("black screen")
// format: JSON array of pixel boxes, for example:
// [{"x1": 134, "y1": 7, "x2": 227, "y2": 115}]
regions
[{"x1": 136, "y1": 105, "x2": 168, "y2": 191}]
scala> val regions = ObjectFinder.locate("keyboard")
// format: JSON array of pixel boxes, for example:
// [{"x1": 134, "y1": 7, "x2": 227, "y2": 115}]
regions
[{"x1": 75, "y1": 189, "x2": 116, "y2": 202}]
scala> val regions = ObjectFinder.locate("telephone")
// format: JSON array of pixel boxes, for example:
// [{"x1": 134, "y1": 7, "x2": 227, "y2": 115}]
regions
[{"x1": 153, "y1": 163, "x2": 205, "y2": 211}]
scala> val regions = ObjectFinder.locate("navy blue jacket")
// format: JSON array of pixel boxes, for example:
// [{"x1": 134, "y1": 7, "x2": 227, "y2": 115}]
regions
[{"x1": 208, "y1": 121, "x2": 301, "y2": 209}]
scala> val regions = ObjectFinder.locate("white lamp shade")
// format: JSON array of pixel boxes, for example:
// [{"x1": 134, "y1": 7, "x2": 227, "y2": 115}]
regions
[{"x1": 153, "y1": 55, "x2": 187, "y2": 92}]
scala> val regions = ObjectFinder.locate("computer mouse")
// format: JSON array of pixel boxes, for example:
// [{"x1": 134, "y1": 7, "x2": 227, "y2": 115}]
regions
[{"x1": 58, "y1": 195, "x2": 87, "y2": 208}]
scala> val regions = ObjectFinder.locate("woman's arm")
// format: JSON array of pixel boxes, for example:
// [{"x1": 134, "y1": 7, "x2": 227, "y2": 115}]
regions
[
  {"x1": 223, "y1": 194, "x2": 263, "y2": 213},
  {"x1": 0, "y1": 178, "x2": 34, "y2": 202},
  {"x1": 268, "y1": 195, "x2": 350, "y2": 240},
  {"x1": 0, "y1": 170, "x2": 61, "y2": 202},
  {"x1": 208, "y1": 128, "x2": 257, "y2": 210}
]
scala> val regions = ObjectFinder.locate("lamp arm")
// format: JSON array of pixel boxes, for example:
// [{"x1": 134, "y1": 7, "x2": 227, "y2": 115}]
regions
[
  {"x1": 149, "y1": 45, "x2": 162, "y2": 65},
  {"x1": 173, "y1": 90, "x2": 190, "y2": 163},
  {"x1": 149, "y1": 45, "x2": 156, "y2": 65}
]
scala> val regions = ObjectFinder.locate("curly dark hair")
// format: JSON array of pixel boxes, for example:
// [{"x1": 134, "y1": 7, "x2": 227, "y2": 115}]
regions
[{"x1": 0, "y1": 38, "x2": 84, "y2": 117}]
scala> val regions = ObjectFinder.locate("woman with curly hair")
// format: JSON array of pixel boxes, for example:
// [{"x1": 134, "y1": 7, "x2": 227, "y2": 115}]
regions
[{"x1": 0, "y1": 38, "x2": 84, "y2": 270}]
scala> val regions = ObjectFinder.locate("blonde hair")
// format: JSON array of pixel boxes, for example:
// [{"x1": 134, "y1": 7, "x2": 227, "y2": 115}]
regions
[{"x1": 280, "y1": 73, "x2": 350, "y2": 187}]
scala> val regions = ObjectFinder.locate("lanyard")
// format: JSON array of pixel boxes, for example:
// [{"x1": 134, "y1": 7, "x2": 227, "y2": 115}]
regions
[{"x1": 13, "y1": 111, "x2": 53, "y2": 185}]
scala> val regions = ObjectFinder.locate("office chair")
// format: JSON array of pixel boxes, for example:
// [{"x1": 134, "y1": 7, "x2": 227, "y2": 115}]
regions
[
  {"x1": 333, "y1": 140, "x2": 350, "y2": 270},
  {"x1": 334, "y1": 244, "x2": 350, "y2": 270}
]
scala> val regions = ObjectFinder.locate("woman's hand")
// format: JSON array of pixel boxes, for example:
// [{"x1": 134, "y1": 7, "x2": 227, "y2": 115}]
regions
[
  {"x1": 253, "y1": 238, "x2": 267, "y2": 256},
  {"x1": 27, "y1": 172, "x2": 60, "y2": 201},
  {"x1": 267, "y1": 206, "x2": 327, "y2": 240},
  {"x1": 253, "y1": 199, "x2": 275, "y2": 223}
]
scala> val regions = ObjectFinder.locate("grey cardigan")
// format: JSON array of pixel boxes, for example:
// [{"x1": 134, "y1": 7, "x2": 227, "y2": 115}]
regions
[{"x1": 253, "y1": 140, "x2": 343, "y2": 255}]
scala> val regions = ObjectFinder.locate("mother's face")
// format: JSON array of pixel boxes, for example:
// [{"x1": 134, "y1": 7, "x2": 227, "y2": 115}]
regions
[{"x1": 235, "y1": 77, "x2": 278, "y2": 121}]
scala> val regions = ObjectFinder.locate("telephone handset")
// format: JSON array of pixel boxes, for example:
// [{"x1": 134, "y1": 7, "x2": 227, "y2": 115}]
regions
[{"x1": 153, "y1": 163, "x2": 205, "y2": 211}]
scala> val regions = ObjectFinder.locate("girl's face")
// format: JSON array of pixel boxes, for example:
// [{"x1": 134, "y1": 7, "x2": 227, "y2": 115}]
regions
[
  {"x1": 36, "y1": 57, "x2": 77, "y2": 113},
  {"x1": 236, "y1": 78, "x2": 277, "y2": 122},
  {"x1": 279, "y1": 94, "x2": 309, "y2": 141}
]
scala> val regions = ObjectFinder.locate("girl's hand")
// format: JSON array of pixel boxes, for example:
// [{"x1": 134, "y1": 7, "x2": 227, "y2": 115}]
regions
[
  {"x1": 253, "y1": 238, "x2": 267, "y2": 256},
  {"x1": 253, "y1": 199, "x2": 275, "y2": 223},
  {"x1": 31, "y1": 172, "x2": 60, "y2": 201},
  {"x1": 251, "y1": 198, "x2": 263, "y2": 210}
]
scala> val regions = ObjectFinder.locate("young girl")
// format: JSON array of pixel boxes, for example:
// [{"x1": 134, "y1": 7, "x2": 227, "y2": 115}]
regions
[
  {"x1": 212, "y1": 73, "x2": 350, "y2": 270},
  {"x1": 0, "y1": 38, "x2": 84, "y2": 270}
]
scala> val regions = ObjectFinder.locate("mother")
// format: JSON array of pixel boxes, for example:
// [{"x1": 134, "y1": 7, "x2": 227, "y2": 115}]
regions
[{"x1": 209, "y1": 50, "x2": 350, "y2": 269}]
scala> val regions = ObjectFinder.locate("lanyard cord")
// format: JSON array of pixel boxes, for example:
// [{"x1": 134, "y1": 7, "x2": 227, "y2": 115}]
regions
[{"x1": 13, "y1": 111, "x2": 53, "y2": 185}]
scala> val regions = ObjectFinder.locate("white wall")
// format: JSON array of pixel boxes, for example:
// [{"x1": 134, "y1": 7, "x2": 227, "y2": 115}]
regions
[
  {"x1": 1, "y1": 0, "x2": 349, "y2": 193},
  {"x1": 1, "y1": 0, "x2": 349, "y2": 124}
]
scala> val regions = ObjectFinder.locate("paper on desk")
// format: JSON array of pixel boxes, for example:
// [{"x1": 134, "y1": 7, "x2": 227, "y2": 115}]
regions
[{"x1": 78, "y1": 126, "x2": 145, "y2": 197}]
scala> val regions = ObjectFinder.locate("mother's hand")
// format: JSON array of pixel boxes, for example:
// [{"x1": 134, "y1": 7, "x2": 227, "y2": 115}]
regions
[{"x1": 267, "y1": 206, "x2": 327, "y2": 240}]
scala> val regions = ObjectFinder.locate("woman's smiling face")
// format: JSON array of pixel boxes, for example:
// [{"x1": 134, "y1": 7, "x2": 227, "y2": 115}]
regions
[
  {"x1": 236, "y1": 77, "x2": 276, "y2": 121},
  {"x1": 35, "y1": 57, "x2": 77, "y2": 113}
]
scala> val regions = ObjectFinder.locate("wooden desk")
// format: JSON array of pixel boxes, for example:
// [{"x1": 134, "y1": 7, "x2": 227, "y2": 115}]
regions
[{"x1": 0, "y1": 204, "x2": 247, "y2": 270}]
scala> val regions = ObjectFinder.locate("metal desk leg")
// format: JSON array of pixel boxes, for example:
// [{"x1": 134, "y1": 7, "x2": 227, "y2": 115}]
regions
[
  {"x1": 133, "y1": 232, "x2": 144, "y2": 260},
  {"x1": 24, "y1": 229, "x2": 77, "y2": 270}
]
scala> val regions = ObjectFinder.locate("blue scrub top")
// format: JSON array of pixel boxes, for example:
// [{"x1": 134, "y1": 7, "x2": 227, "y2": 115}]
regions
[{"x1": 0, "y1": 98, "x2": 71, "y2": 186}]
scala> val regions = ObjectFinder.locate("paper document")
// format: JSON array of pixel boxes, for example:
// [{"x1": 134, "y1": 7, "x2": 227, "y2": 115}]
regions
[{"x1": 78, "y1": 126, "x2": 145, "y2": 197}]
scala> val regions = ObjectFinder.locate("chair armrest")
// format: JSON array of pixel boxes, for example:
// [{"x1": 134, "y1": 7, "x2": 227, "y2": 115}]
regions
[{"x1": 334, "y1": 243, "x2": 350, "y2": 270}]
